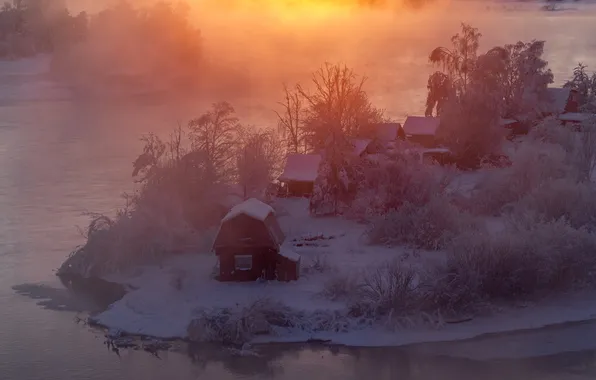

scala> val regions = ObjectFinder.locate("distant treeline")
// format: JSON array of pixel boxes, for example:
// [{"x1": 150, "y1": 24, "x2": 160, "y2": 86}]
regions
[{"x1": 0, "y1": 0, "x2": 86, "y2": 58}]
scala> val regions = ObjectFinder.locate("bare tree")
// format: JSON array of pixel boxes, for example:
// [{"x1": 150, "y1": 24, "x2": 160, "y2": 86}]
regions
[
  {"x1": 187, "y1": 101, "x2": 241, "y2": 184},
  {"x1": 297, "y1": 62, "x2": 385, "y2": 150},
  {"x1": 275, "y1": 84, "x2": 308, "y2": 154}
]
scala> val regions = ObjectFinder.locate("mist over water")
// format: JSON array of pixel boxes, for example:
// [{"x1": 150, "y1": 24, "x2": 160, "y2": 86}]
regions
[
  {"x1": 62, "y1": 0, "x2": 596, "y2": 125},
  {"x1": 2, "y1": 2, "x2": 596, "y2": 379}
]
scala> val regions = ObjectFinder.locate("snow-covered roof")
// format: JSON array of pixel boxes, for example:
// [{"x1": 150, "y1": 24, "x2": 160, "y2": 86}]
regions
[
  {"x1": 278, "y1": 247, "x2": 301, "y2": 262},
  {"x1": 375, "y1": 122, "x2": 402, "y2": 141},
  {"x1": 546, "y1": 87, "x2": 571, "y2": 114},
  {"x1": 558, "y1": 112, "x2": 596, "y2": 122},
  {"x1": 221, "y1": 198, "x2": 274, "y2": 223},
  {"x1": 499, "y1": 118, "x2": 518, "y2": 126},
  {"x1": 403, "y1": 116, "x2": 441, "y2": 136},
  {"x1": 278, "y1": 154, "x2": 322, "y2": 182},
  {"x1": 351, "y1": 138, "x2": 372, "y2": 156}
]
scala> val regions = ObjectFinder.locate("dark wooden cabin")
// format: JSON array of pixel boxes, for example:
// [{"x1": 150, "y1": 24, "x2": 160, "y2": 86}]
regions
[{"x1": 212, "y1": 198, "x2": 299, "y2": 282}]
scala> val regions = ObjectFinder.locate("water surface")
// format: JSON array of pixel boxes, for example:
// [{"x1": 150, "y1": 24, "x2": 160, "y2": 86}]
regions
[{"x1": 2, "y1": 3, "x2": 596, "y2": 379}]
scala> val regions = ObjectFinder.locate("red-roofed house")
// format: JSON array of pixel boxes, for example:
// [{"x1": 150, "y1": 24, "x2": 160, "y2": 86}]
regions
[
  {"x1": 403, "y1": 116, "x2": 441, "y2": 147},
  {"x1": 278, "y1": 154, "x2": 322, "y2": 197}
]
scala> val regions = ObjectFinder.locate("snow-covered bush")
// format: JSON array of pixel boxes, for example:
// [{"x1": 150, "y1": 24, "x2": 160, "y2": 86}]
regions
[
  {"x1": 366, "y1": 196, "x2": 480, "y2": 250},
  {"x1": 507, "y1": 179, "x2": 596, "y2": 230},
  {"x1": 349, "y1": 260, "x2": 419, "y2": 318},
  {"x1": 470, "y1": 139, "x2": 572, "y2": 215},
  {"x1": 426, "y1": 220, "x2": 596, "y2": 311},
  {"x1": 188, "y1": 298, "x2": 358, "y2": 344},
  {"x1": 321, "y1": 272, "x2": 360, "y2": 301},
  {"x1": 350, "y1": 152, "x2": 453, "y2": 220}
]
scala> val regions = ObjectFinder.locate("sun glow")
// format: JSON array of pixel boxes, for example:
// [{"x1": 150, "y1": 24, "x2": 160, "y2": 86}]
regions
[{"x1": 192, "y1": 0, "x2": 377, "y2": 25}]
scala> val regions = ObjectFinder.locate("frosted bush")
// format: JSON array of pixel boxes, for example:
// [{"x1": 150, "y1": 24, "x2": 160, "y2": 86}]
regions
[
  {"x1": 321, "y1": 272, "x2": 360, "y2": 301},
  {"x1": 58, "y1": 191, "x2": 209, "y2": 277},
  {"x1": 470, "y1": 140, "x2": 573, "y2": 215},
  {"x1": 508, "y1": 179, "x2": 596, "y2": 230},
  {"x1": 350, "y1": 260, "x2": 419, "y2": 318},
  {"x1": 187, "y1": 298, "x2": 359, "y2": 344},
  {"x1": 367, "y1": 196, "x2": 480, "y2": 250},
  {"x1": 427, "y1": 220, "x2": 596, "y2": 311},
  {"x1": 350, "y1": 153, "x2": 453, "y2": 220}
]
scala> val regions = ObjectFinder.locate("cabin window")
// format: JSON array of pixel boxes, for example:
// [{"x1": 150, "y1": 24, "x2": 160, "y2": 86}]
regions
[{"x1": 234, "y1": 255, "x2": 253, "y2": 271}]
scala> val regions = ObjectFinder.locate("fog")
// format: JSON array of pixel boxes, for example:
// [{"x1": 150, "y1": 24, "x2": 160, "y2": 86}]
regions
[{"x1": 54, "y1": 0, "x2": 595, "y2": 125}]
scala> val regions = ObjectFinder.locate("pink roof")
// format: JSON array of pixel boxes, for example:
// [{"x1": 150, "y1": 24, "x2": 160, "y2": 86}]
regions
[
  {"x1": 546, "y1": 87, "x2": 571, "y2": 114},
  {"x1": 375, "y1": 122, "x2": 401, "y2": 141},
  {"x1": 351, "y1": 138, "x2": 372, "y2": 156},
  {"x1": 403, "y1": 116, "x2": 441, "y2": 136},
  {"x1": 278, "y1": 154, "x2": 322, "y2": 182}
]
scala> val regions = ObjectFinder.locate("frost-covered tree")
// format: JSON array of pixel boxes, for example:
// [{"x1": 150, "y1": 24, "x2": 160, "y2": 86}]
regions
[
  {"x1": 426, "y1": 24, "x2": 553, "y2": 119},
  {"x1": 565, "y1": 63, "x2": 596, "y2": 112},
  {"x1": 437, "y1": 83, "x2": 505, "y2": 167},
  {"x1": 309, "y1": 131, "x2": 356, "y2": 216},
  {"x1": 425, "y1": 23, "x2": 481, "y2": 116},
  {"x1": 236, "y1": 128, "x2": 284, "y2": 199},
  {"x1": 479, "y1": 41, "x2": 553, "y2": 118},
  {"x1": 188, "y1": 102, "x2": 241, "y2": 184}
]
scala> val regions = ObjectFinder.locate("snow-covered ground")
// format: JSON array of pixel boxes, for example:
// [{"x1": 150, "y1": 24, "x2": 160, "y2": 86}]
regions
[{"x1": 91, "y1": 196, "x2": 596, "y2": 346}]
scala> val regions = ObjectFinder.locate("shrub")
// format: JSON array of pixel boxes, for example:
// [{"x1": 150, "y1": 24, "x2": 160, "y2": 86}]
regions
[
  {"x1": 187, "y1": 298, "x2": 357, "y2": 344},
  {"x1": 321, "y1": 272, "x2": 360, "y2": 301},
  {"x1": 427, "y1": 220, "x2": 596, "y2": 311},
  {"x1": 350, "y1": 152, "x2": 453, "y2": 220},
  {"x1": 508, "y1": 179, "x2": 596, "y2": 230},
  {"x1": 366, "y1": 196, "x2": 480, "y2": 250},
  {"x1": 470, "y1": 140, "x2": 573, "y2": 215},
  {"x1": 351, "y1": 261, "x2": 419, "y2": 317}
]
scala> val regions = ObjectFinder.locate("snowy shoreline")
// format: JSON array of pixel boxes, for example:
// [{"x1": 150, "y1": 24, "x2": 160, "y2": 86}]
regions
[
  {"x1": 90, "y1": 259, "x2": 596, "y2": 348},
  {"x1": 86, "y1": 197, "x2": 596, "y2": 348}
]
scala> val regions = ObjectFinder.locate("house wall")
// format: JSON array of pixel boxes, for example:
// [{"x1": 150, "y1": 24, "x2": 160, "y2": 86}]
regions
[
  {"x1": 217, "y1": 246, "x2": 277, "y2": 282},
  {"x1": 277, "y1": 257, "x2": 300, "y2": 282},
  {"x1": 408, "y1": 135, "x2": 437, "y2": 148},
  {"x1": 286, "y1": 181, "x2": 315, "y2": 197}
]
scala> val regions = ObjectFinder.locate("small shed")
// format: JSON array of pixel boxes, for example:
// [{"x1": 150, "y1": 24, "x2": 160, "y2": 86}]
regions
[
  {"x1": 278, "y1": 154, "x2": 322, "y2": 197},
  {"x1": 213, "y1": 198, "x2": 299, "y2": 282},
  {"x1": 403, "y1": 116, "x2": 441, "y2": 148}
]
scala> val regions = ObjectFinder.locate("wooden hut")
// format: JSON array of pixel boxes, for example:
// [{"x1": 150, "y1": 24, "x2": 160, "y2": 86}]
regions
[
  {"x1": 278, "y1": 154, "x2": 322, "y2": 197},
  {"x1": 403, "y1": 116, "x2": 441, "y2": 148},
  {"x1": 213, "y1": 198, "x2": 299, "y2": 282}
]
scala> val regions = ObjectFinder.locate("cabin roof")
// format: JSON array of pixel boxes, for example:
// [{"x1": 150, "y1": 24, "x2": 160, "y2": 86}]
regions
[
  {"x1": 279, "y1": 246, "x2": 301, "y2": 262},
  {"x1": 278, "y1": 154, "x2": 322, "y2": 182},
  {"x1": 351, "y1": 138, "x2": 373, "y2": 156},
  {"x1": 546, "y1": 87, "x2": 571, "y2": 114},
  {"x1": 403, "y1": 116, "x2": 441, "y2": 136},
  {"x1": 558, "y1": 112, "x2": 596, "y2": 122},
  {"x1": 499, "y1": 118, "x2": 518, "y2": 126},
  {"x1": 221, "y1": 198, "x2": 274, "y2": 223},
  {"x1": 375, "y1": 122, "x2": 402, "y2": 141}
]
